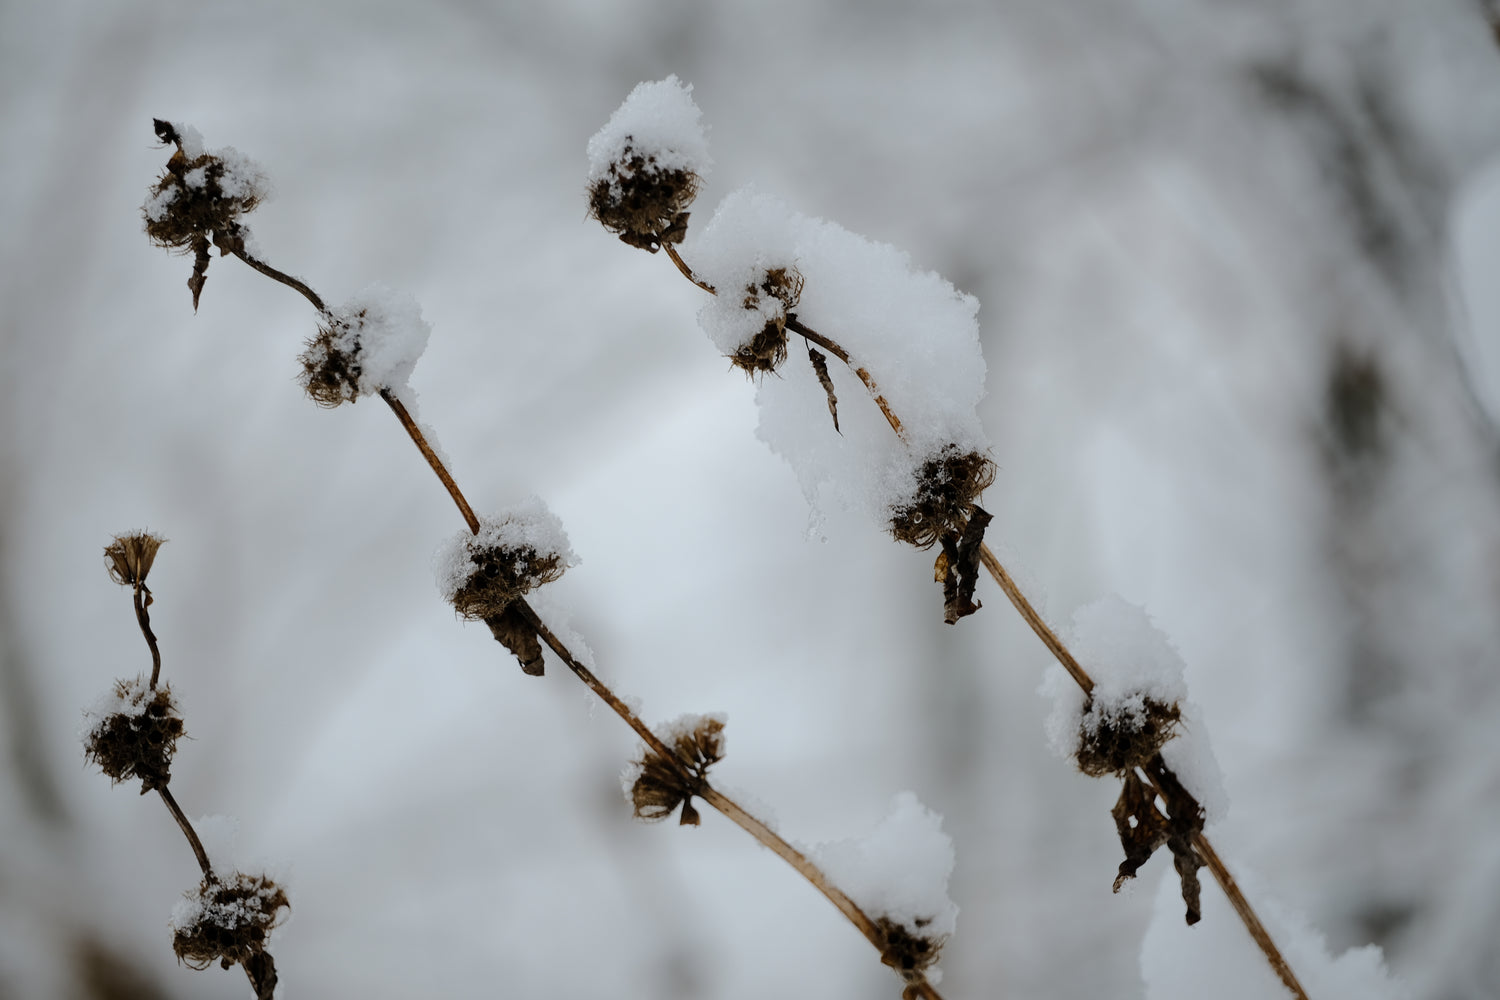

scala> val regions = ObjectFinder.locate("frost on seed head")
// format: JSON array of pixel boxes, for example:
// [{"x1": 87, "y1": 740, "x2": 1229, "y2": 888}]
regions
[
  {"x1": 434, "y1": 498, "x2": 576, "y2": 676},
  {"x1": 171, "y1": 871, "x2": 288, "y2": 992},
  {"x1": 82, "y1": 676, "x2": 185, "y2": 794},
  {"x1": 622, "y1": 713, "x2": 726, "y2": 826},
  {"x1": 144, "y1": 120, "x2": 271, "y2": 310},
  {"x1": 297, "y1": 284, "x2": 431, "y2": 407},
  {"x1": 587, "y1": 76, "x2": 711, "y2": 252},
  {"x1": 813, "y1": 792, "x2": 958, "y2": 986}
]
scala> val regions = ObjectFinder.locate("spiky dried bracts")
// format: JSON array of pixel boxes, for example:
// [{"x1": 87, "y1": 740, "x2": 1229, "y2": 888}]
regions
[
  {"x1": 104, "y1": 531, "x2": 166, "y2": 590},
  {"x1": 1043, "y1": 596, "x2": 1229, "y2": 926},
  {"x1": 586, "y1": 76, "x2": 710, "y2": 253},
  {"x1": 813, "y1": 792, "x2": 958, "y2": 993},
  {"x1": 297, "y1": 284, "x2": 431, "y2": 407},
  {"x1": 435, "y1": 497, "x2": 577, "y2": 675},
  {"x1": 82, "y1": 676, "x2": 185, "y2": 794},
  {"x1": 621, "y1": 713, "x2": 727, "y2": 827},
  {"x1": 171, "y1": 872, "x2": 290, "y2": 999},
  {"x1": 889, "y1": 445, "x2": 997, "y2": 623},
  {"x1": 143, "y1": 121, "x2": 271, "y2": 310}
]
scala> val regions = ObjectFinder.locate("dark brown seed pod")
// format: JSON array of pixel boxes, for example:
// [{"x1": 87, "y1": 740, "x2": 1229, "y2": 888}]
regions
[
  {"x1": 104, "y1": 532, "x2": 166, "y2": 588},
  {"x1": 82, "y1": 677, "x2": 185, "y2": 794},
  {"x1": 627, "y1": 715, "x2": 726, "y2": 826},
  {"x1": 889, "y1": 446, "x2": 997, "y2": 549},
  {"x1": 297, "y1": 311, "x2": 365, "y2": 408},
  {"x1": 878, "y1": 917, "x2": 947, "y2": 985},
  {"x1": 728, "y1": 267, "x2": 804, "y2": 377},
  {"x1": 445, "y1": 542, "x2": 568, "y2": 622},
  {"x1": 171, "y1": 872, "x2": 290, "y2": 976},
  {"x1": 587, "y1": 141, "x2": 700, "y2": 252},
  {"x1": 1075, "y1": 695, "x2": 1182, "y2": 778}
]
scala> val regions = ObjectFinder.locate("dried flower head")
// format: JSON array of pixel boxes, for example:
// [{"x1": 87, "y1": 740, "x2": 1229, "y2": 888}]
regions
[
  {"x1": 171, "y1": 872, "x2": 289, "y2": 976},
  {"x1": 889, "y1": 446, "x2": 997, "y2": 549},
  {"x1": 878, "y1": 917, "x2": 946, "y2": 987},
  {"x1": 82, "y1": 676, "x2": 184, "y2": 793},
  {"x1": 143, "y1": 120, "x2": 270, "y2": 310},
  {"x1": 728, "y1": 267, "x2": 804, "y2": 377},
  {"x1": 588, "y1": 143, "x2": 700, "y2": 252},
  {"x1": 104, "y1": 532, "x2": 166, "y2": 588},
  {"x1": 1075, "y1": 694, "x2": 1182, "y2": 778},
  {"x1": 435, "y1": 501, "x2": 576, "y2": 622},
  {"x1": 297, "y1": 285, "x2": 431, "y2": 408},
  {"x1": 625, "y1": 714, "x2": 726, "y2": 826}
]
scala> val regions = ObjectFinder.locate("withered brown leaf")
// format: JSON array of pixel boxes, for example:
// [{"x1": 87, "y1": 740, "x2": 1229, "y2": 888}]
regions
[
  {"x1": 485, "y1": 605, "x2": 545, "y2": 676},
  {"x1": 808, "y1": 346, "x2": 840, "y2": 434}
]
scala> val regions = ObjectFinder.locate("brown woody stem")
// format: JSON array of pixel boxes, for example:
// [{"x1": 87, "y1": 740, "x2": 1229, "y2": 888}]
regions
[
  {"x1": 664, "y1": 244, "x2": 716, "y2": 293},
  {"x1": 232, "y1": 249, "x2": 327, "y2": 314},
  {"x1": 380, "y1": 390, "x2": 482, "y2": 534},
  {"x1": 976, "y1": 544, "x2": 1093, "y2": 694},
  {"x1": 158, "y1": 785, "x2": 214, "y2": 878},
  {"x1": 1194, "y1": 832, "x2": 1311, "y2": 1000},
  {"x1": 134, "y1": 584, "x2": 164, "y2": 690},
  {"x1": 786, "y1": 317, "x2": 904, "y2": 438}
]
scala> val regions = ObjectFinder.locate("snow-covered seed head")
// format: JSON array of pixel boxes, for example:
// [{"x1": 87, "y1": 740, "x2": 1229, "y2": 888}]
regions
[
  {"x1": 889, "y1": 446, "x2": 997, "y2": 549},
  {"x1": 171, "y1": 872, "x2": 289, "y2": 973},
  {"x1": 588, "y1": 144, "x2": 700, "y2": 252},
  {"x1": 143, "y1": 120, "x2": 267, "y2": 255},
  {"x1": 878, "y1": 917, "x2": 946, "y2": 986},
  {"x1": 298, "y1": 312, "x2": 366, "y2": 407},
  {"x1": 297, "y1": 285, "x2": 431, "y2": 408},
  {"x1": 626, "y1": 715, "x2": 726, "y2": 826},
  {"x1": 435, "y1": 501, "x2": 576, "y2": 621},
  {"x1": 104, "y1": 532, "x2": 166, "y2": 588},
  {"x1": 1075, "y1": 695, "x2": 1182, "y2": 777},
  {"x1": 82, "y1": 676, "x2": 185, "y2": 794},
  {"x1": 728, "y1": 266, "x2": 803, "y2": 378}
]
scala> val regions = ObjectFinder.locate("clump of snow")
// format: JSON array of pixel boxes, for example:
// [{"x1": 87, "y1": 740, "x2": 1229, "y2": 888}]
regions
[
  {"x1": 1041, "y1": 595, "x2": 1228, "y2": 821},
  {"x1": 1141, "y1": 865, "x2": 1408, "y2": 1000},
  {"x1": 686, "y1": 188, "x2": 990, "y2": 529},
  {"x1": 330, "y1": 284, "x2": 430, "y2": 397},
  {"x1": 586, "y1": 75, "x2": 711, "y2": 186},
  {"x1": 170, "y1": 121, "x2": 206, "y2": 160},
  {"x1": 433, "y1": 496, "x2": 578, "y2": 607},
  {"x1": 812, "y1": 791, "x2": 959, "y2": 940},
  {"x1": 82, "y1": 674, "x2": 166, "y2": 729}
]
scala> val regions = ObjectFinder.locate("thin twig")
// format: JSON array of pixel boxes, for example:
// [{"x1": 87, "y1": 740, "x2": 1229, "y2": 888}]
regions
[
  {"x1": 158, "y1": 785, "x2": 214, "y2": 878},
  {"x1": 134, "y1": 584, "x2": 164, "y2": 690},
  {"x1": 232, "y1": 249, "x2": 326, "y2": 314},
  {"x1": 976, "y1": 543, "x2": 1093, "y2": 694},
  {"x1": 786, "y1": 317, "x2": 904, "y2": 438},
  {"x1": 664, "y1": 243, "x2": 716, "y2": 293},
  {"x1": 380, "y1": 389, "x2": 482, "y2": 534}
]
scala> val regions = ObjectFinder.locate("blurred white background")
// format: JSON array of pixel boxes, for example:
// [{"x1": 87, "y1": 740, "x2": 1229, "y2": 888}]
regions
[{"x1": 3, "y1": 0, "x2": 1500, "y2": 997}]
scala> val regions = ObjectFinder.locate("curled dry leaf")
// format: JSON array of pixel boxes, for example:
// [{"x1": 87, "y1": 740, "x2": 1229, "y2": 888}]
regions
[
  {"x1": 486, "y1": 606, "x2": 545, "y2": 677},
  {"x1": 628, "y1": 715, "x2": 726, "y2": 826},
  {"x1": 808, "y1": 346, "x2": 840, "y2": 434},
  {"x1": 1110, "y1": 760, "x2": 1206, "y2": 925}
]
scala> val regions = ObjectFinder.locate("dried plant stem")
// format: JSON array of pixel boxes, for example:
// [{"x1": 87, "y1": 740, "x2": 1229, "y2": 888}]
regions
[
  {"x1": 134, "y1": 584, "x2": 164, "y2": 690},
  {"x1": 380, "y1": 389, "x2": 482, "y2": 534},
  {"x1": 231, "y1": 249, "x2": 326, "y2": 314},
  {"x1": 660, "y1": 244, "x2": 1308, "y2": 1000},
  {"x1": 664, "y1": 244, "x2": 716, "y2": 293},
  {"x1": 225, "y1": 248, "x2": 945, "y2": 1000},
  {"x1": 158, "y1": 785, "x2": 214, "y2": 878}
]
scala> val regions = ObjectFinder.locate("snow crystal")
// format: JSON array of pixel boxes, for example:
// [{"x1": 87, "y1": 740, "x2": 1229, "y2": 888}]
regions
[
  {"x1": 432, "y1": 496, "x2": 578, "y2": 603},
  {"x1": 686, "y1": 188, "x2": 990, "y2": 528},
  {"x1": 586, "y1": 75, "x2": 711, "y2": 184},
  {"x1": 1041, "y1": 595, "x2": 1228, "y2": 822},
  {"x1": 326, "y1": 284, "x2": 431, "y2": 398},
  {"x1": 812, "y1": 792, "x2": 958, "y2": 939},
  {"x1": 1141, "y1": 865, "x2": 1408, "y2": 1000}
]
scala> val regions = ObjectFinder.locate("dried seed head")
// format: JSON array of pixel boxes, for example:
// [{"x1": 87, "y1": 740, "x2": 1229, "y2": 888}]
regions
[
  {"x1": 728, "y1": 267, "x2": 804, "y2": 377},
  {"x1": 82, "y1": 676, "x2": 184, "y2": 793},
  {"x1": 297, "y1": 312, "x2": 365, "y2": 408},
  {"x1": 625, "y1": 714, "x2": 726, "y2": 826},
  {"x1": 435, "y1": 500, "x2": 577, "y2": 621},
  {"x1": 170, "y1": 872, "x2": 289, "y2": 973},
  {"x1": 1075, "y1": 695, "x2": 1182, "y2": 778},
  {"x1": 588, "y1": 143, "x2": 701, "y2": 252},
  {"x1": 143, "y1": 121, "x2": 270, "y2": 309},
  {"x1": 889, "y1": 446, "x2": 997, "y2": 549},
  {"x1": 104, "y1": 532, "x2": 166, "y2": 587},
  {"x1": 878, "y1": 917, "x2": 947, "y2": 984}
]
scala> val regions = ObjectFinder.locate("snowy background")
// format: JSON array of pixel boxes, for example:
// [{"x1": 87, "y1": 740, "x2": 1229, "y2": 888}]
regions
[{"x1": 3, "y1": 0, "x2": 1500, "y2": 997}]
